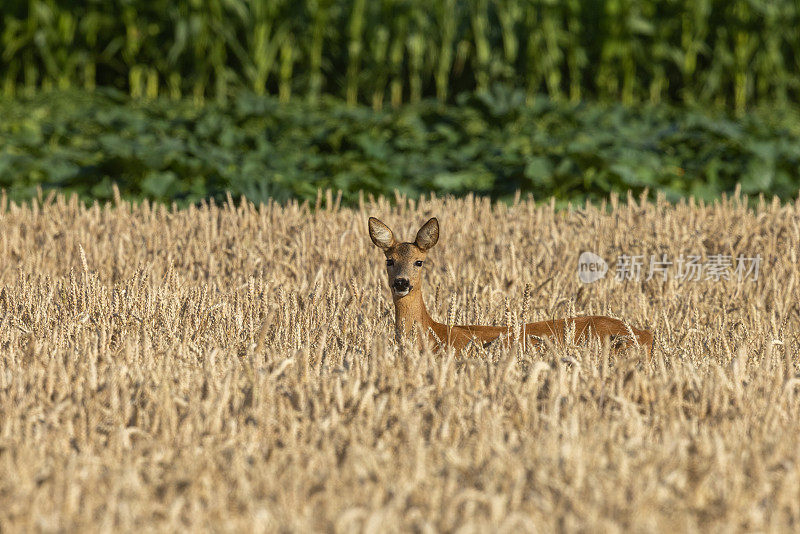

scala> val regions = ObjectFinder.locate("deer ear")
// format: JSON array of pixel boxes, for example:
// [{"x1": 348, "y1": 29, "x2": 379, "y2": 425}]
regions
[
  {"x1": 368, "y1": 217, "x2": 396, "y2": 250},
  {"x1": 415, "y1": 217, "x2": 439, "y2": 251}
]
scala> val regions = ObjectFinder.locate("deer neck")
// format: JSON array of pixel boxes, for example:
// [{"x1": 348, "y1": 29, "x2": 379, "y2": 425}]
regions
[{"x1": 393, "y1": 288, "x2": 435, "y2": 340}]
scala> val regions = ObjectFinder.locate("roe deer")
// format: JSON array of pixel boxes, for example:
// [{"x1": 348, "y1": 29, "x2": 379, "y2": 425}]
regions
[{"x1": 368, "y1": 216, "x2": 653, "y2": 356}]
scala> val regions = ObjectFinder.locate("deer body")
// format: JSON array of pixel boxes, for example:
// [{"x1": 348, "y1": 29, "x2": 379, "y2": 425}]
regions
[{"x1": 369, "y1": 217, "x2": 653, "y2": 356}]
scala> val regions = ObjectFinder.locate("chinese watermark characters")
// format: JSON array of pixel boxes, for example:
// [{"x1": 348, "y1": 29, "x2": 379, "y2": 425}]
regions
[{"x1": 578, "y1": 252, "x2": 761, "y2": 283}]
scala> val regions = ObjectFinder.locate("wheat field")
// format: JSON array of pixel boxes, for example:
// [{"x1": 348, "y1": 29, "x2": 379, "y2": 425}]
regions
[{"x1": 0, "y1": 190, "x2": 799, "y2": 532}]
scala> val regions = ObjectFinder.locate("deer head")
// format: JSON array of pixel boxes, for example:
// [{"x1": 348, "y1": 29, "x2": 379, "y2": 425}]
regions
[{"x1": 368, "y1": 217, "x2": 439, "y2": 299}]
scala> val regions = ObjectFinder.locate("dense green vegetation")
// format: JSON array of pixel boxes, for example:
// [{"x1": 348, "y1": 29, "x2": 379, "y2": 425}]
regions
[
  {"x1": 2, "y1": 89, "x2": 798, "y2": 206},
  {"x1": 2, "y1": 0, "x2": 799, "y2": 110}
]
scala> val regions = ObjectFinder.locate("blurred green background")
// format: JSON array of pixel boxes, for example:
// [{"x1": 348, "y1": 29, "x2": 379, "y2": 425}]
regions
[{"x1": 1, "y1": 0, "x2": 799, "y2": 205}]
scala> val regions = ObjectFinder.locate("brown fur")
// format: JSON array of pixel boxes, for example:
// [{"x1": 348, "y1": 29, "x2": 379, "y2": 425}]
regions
[{"x1": 369, "y1": 216, "x2": 653, "y2": 357}]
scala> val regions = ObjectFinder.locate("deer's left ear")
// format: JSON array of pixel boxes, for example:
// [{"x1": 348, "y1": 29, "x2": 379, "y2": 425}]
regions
[{"x1": 415, "y1": 217, "x2": 439, "y2": 251}]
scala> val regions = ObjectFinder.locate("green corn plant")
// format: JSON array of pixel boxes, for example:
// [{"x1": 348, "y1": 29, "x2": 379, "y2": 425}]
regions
[
  {"x1": 370, "y1": 25, "x2": 390, "y2": 110},
  {"x1": 251, "y1": 22, "x2": 289, "y2": 96},
  {"x1": 78, "y1": 10, "x2": 106, "y2": 92},
  {"x1": 469, "y1": 0, "x2": 490, "y2": 92},
  {"x1": 540, "y1": 2, "x2": 565, "y2": 101},
  {"x1": 754, "y1": 0, "x2": 789, "y2": 106},
  {"x1": 565, "y1": 0, "x2": 587, "y2": 102},
  {"x1": 703, "y1": 24, "x2": 733, "y2": 107},
  {"x1": 624, "y1": 0, "x2": 656, "y2": 105},
  {"x1": 211, "y1": 36, "x2": 229, "y2": 102},
  {"x1": 407, "y1": 31, "x2": 424, "y2": 104},
  {"x1": 596, "y1": 0, "x2": 636, "y2": 103},
  {"x1": 679, "y1": 0, "x2": 711, "y2": 105},
  {"x1": 410, "y1": 0, "x2": 435, "y2": 104},
  {"x1": 787, "y1": 3, "x2": 800, "y2": 103},
  {"x1": 23, "y1": 49, "x2": 36, "y2": 95},
  {"x1": 2, "y1": 60, "x2": 19, "y2": 97},
  {"x1": 307, "y1": 0, "x2": 332, "y2": 104},
  {"x1": 146, "y1": 68, "x2": 158, "y2": 99},
  {"x1": 345, "y1": 0, "x2": 366, "y2": 106},
  {"x1": 497, "y1": 0, "x2": 521, "y2": 67},
  {"x1": 388, "y1": 11, "x2": 408, "y2": 108},
  {"x1": 621, "y1": 0, "x2": 639, "y2": 105},
  {"x1": 732, "y1": 0, "x2": 758, "y2": 112},
  {"x1": 365, "y1": 0, "x2": 402, "y2": 109},
  {"x1": 434, "y1": 0, "x2": 456, "y2": 102},
  {"x1": 1, "y1": 13, "x2": 30, "y2": 97},
  {"x1": 53, "y1": 8, "x2": 78, "y2": 89},
  {"x1": 279, "y1": 35, "x2": 294, "y2": 103},
  {"x1": 208, "y1": 0, "x2": 231, "y2": 102},
  {"x1": 121, "y1": 5, "x2": 145, "y2": 98},
  {"x1": 523, "y1": 1, "x2": 545, "y2": 101},
  {"x1": 28, "y1": 1, "x2": 85, "y2": 91}
]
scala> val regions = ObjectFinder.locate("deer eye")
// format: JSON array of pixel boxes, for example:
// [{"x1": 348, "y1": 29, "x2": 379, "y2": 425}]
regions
[
  {"x1": 386, "y1": 259, "x2": 394, "y2": 267},
  {"x1": 414, "y1": 260, "x2": 423, "y2": 267}
]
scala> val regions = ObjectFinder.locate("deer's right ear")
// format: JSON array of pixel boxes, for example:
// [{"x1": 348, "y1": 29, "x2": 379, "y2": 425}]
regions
[{"x1": 368, "y1": 217, "x2": 396, "y2": 250}]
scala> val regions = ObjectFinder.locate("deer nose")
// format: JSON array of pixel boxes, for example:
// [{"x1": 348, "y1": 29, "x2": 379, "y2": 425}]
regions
[{"x1": 393, "y1": 278, "x2": 410, "y2": 291}]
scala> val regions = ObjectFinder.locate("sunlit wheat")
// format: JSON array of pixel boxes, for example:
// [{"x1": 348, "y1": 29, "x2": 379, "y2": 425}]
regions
[{"x1": 0, "y1": 190, "x2": 798, "y2": 530}]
